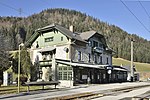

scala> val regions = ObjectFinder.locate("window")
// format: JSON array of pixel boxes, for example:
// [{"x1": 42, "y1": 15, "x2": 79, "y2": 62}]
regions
[
  {"x1": 68, "y1": 72, "x2": 72, "y2": 80},
  {"x1": 59, "y1": 72, "x2": 62, "y2": 80},
  {"x1": 103, "y1": 74, "x2": 106, "y2": 79},
  {"x1": 99, "y1": 56, "x2": 102, "y2": 64},
  {"x1": 99, "y1": 43, "x2": 103, "y2": 48},
  {"x1": 113, "y1": 74, "x2": 116, "y2": 79},
  {"x1": 88, "y1": 53, "x2": 91, "y2": 62},
  {"x1": 68, "y1": 67, "x2": 73, "y2": 70},
  {"x1": 106, "y1": 57, "x2": 109, "y2": 64},
  {"x1": 36, "y1": 41, "x2": 39, "y2": 48},
  {"x1": 61, "y1": 36, "x2": 63, "y2": 41},
  {"x1": 63, "y1": 72, "x2": 67, "y2": 80},
  {"x1": 78, "y1": 51, "x2": 81, "y2": 61},
  {"x1": 94, "y1": 54, "x2": 97, "y2": 64},
  {"x1": 59, "y1": 67, "x2": 62, "y2": 70},
  {"x1": 93, "y1": 41, "x2": 98, "y2": 47},
  {"x1": 64, "y1": 67, "x2": 67, "y2": 70},
  {"x1": 58, "y1": 65, "x2": 73, "y2": 80},
  {"x1": 45, "y1": 37, "x2": 54, "y2": 42}
]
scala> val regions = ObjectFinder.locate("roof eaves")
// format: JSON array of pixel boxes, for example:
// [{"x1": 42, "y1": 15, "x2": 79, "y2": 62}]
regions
[
  {"x1": 80, "y1": 31, "x2": 96, "y2": 40},
  {"x1": 36, "y1": 24, "x2": 55, "y2": 33},
  {"x1": 55, "y1": 25, "x2": 87, "y2": 43},
  {"x1": 25, "y1": 31, "x2": 40, "y2": 47},
  {"x1": 55, "y1": 25, "x2": 73, "y2": 39}
]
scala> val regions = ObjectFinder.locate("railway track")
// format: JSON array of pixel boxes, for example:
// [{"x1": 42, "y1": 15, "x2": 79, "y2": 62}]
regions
[
  {"x1": 132, "y1": 90, "x2": 150, "y2": 100},
  {"x1": 45, "y1": 84, "x2": 150, "y2": 100}
]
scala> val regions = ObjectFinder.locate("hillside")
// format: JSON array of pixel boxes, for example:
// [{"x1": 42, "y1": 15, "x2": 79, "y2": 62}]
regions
[
  {"x1": 113, "y1": 58, "x2": 150, "y2": 72},
  {"x1": 0, "y1": 8, "x2": 150, "y2": 65}
]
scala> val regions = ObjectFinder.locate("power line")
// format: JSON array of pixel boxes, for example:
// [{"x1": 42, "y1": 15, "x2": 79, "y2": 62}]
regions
[
  {"x1": 0, "y1": 1, "x2": 49, "y2": 23},
  {"x1": 0, "y1": 1, "x2": 28, "y2": 16},
  {"x1": 120, "y1": 0, "x2": 150, "y2": 33},
  {"x1": 138, "y1": 0, "x2": 150, "y2": 18}
]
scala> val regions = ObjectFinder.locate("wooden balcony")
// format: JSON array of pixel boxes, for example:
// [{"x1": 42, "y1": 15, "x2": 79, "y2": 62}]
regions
[{"x1": 39, "y1": 60, "x2": 52, "y2": 67}]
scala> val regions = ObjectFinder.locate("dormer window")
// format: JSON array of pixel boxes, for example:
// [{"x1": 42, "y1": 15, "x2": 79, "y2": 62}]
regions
[
  {"x1": 93, "y1": 41, "x2": 98, "y2": 47},
  {"x1": 99, "y1": 43, "x2": 103, "y2": 48}
]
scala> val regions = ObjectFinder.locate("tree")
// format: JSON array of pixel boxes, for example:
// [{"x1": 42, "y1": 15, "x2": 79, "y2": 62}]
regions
[
  {"x1": 0, "y1": 32, "x2": 10, "y2": 81},
  {"x1": 11, "y1": 47, "x2": 32, "y2": 80},
  {"x1": 21, "y1": 47, "x2": 32, "y2": 79},
  {"x1": 0, "y1": 32, "x2": 10, "y2": 71},
  {"x1": 1, "y1": 8, "x2": 150, "y2": 64}
]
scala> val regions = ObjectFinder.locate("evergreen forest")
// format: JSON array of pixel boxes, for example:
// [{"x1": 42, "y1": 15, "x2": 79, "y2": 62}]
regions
[{"x1": 0, "y1": 8, "x2": 150, "y2": 72}]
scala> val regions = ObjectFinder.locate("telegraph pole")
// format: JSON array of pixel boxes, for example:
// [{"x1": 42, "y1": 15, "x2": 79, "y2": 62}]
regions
[{"x1": 131, "y1": 38, "x2": 134, "y2": 82}]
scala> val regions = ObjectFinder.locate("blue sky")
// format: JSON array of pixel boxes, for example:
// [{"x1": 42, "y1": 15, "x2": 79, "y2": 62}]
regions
[{"x1": 0, "y1": 0, "x2": 150, "y2": 40}]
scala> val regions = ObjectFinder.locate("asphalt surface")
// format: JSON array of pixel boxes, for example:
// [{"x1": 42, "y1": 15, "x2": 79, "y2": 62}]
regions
[{"x1": 0, "y1": 82, "x2": 150, "y2": 100}]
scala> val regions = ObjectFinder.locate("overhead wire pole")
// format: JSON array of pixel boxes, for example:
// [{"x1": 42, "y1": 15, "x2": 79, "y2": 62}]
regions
[
  {"x1": 0, "y1": 1, "x2": 28, "y2": 16},
  {"x1": 131, "y1": 39, "x2": 134, "y2": 82},
  {"x1": 19, "y1": 8, "x2": 22, "y2": 17},
  {"x1": 120, "y1": 0, "x2": 150, "y2": 81}
]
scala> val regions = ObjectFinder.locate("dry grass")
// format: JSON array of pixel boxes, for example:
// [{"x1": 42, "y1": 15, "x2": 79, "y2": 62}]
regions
[
  {"x1": 0, "y1": 85, "x2": 47, "y2": 95},
  {"x1": 113, "y1": 57, "x2": 150, "y2": 72}
]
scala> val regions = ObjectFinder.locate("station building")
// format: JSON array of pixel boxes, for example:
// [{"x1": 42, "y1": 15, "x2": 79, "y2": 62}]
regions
[{"x1": 26, "y1": 24, "x2": 128, "y2": 86}]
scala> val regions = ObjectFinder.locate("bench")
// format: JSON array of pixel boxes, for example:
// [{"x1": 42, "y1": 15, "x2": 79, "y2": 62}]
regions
[{"x1": 25, "y1": 81, "x2": 60, "y2": 92}]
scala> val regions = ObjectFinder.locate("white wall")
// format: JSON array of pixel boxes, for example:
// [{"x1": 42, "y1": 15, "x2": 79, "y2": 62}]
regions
[
  {"x1": 30, "y1": 49, "x2": 43, "y2": 64},
  {"x1": 71, "y1": 45, "x2": 91, "y2": 63},
  {"x1": 101, "y1": 53, "x2": 112, "y2": 65},
  {"x1": 58, "y1": 80, "x2": 73, "y2": 87},
  {"x1": 55, "y1": 45, "x2": 70, "y2": 60}
]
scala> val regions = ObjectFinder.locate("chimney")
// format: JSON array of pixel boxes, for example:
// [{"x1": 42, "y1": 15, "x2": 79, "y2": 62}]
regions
[{"x1": 69, "y1": 25, "x2": 74, "y2": 32}]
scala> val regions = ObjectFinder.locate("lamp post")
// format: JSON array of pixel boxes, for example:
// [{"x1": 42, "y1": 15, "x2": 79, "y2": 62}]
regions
[{"x1": 18, "y1": 43, "x2": 24, "y2": 93}]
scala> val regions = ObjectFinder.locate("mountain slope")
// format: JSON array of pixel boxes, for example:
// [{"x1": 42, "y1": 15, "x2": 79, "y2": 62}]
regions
[{"x1": 0, "y1": 8, "x2": 150, "y2": 64}]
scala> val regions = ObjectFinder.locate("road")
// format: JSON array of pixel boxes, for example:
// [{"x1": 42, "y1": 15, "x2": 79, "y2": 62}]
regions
[{"x1": 1, "y1": 82, "x2": 150, "y2": 100}]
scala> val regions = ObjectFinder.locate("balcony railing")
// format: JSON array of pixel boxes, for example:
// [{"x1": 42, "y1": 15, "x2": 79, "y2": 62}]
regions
[
  {"x1": 39, "y1": 60, "x2": 52, "y2": 67},
  {"x1": 92, "y1": 47, "x2": 104, "y2": 54}
]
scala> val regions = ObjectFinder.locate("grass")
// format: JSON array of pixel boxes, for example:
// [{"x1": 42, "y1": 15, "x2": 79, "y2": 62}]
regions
[
  {"x1": 113, "y1": 57, "x2": 150, "y2": 72},
  {"x1": 0, "y1": 85, "x2": 49, "y2": 95}
]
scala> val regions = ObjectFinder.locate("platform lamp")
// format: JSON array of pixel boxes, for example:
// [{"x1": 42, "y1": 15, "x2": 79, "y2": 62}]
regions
[{"x1": 18, "y1": 43, "x2": 24, "y2": 93}]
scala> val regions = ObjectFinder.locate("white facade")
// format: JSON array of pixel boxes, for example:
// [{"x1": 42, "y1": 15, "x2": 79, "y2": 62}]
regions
[{"x1": 27, "y1": 24, "x2": 113, "y2": 86}]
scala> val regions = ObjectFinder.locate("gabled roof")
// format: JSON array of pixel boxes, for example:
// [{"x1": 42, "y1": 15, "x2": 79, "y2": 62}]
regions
[
  {"x1": 25, "y1": 23, "x2": 86, "y2": 47},
  {"x1": 79, "y1": 30, "x2": 104, "y2": 40},
  {"x1": 80, "y1": 31, "x2": 107, "y2": 47},
  {"x1": 36, "y1": 23, "x2": 74, "y2": 39}
]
